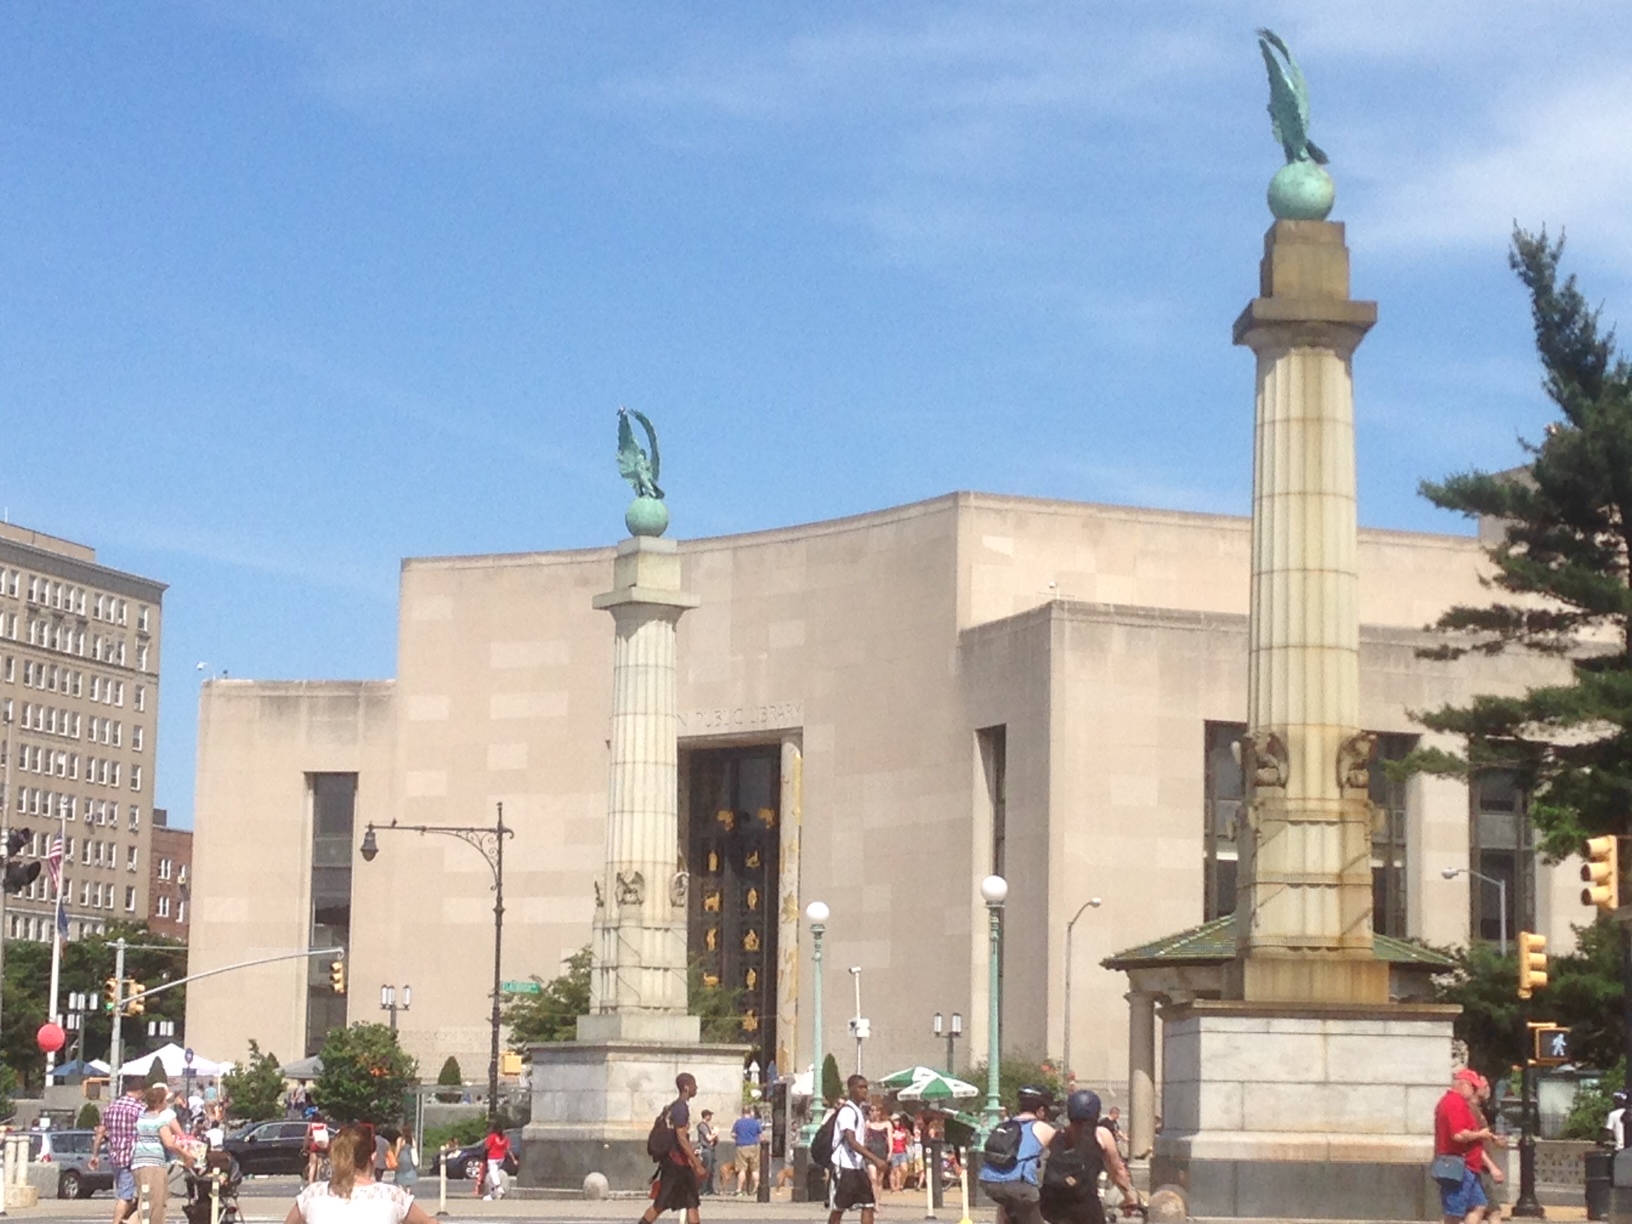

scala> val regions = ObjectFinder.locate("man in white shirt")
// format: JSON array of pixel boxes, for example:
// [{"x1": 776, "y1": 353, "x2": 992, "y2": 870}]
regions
[
  {"x1": 1607, "y1": 1092, "x2": 1627, "y2": 1150},
  {"x1": 828, "y1": 1075, "x2": 888, "y2": 1224}
]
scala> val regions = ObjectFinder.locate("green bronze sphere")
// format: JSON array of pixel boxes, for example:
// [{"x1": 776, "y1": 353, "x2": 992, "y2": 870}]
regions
[
  {"x1": 625, "y1": 496, "x2": 669, "y2": 538},
  {"x1": 1267, "y1": 161, "x2": 1335, "y2": 221}
]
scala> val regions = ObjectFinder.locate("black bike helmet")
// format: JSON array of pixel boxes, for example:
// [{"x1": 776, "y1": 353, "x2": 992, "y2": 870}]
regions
[
  {"x1": 1067, "y1": 1089, "x2": 1102, "y2": 1123},
  {"x1": 1016, "y1": 1084, "x2": 1051, "y2": 1114}
]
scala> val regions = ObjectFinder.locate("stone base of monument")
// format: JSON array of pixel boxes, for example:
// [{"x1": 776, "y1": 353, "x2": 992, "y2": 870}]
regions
[
  {"x1": 522, "y1": 1035, "x2": 748, "y2": 1190},
  {"x1": 1151, "y1": 1000, "x2": 1458, "y2": 1221}
]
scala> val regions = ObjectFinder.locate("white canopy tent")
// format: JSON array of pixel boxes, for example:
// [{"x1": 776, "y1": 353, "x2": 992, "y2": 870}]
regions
[{"x1": 117, "y1": 1042, "x2": 230, "y2": 1079}]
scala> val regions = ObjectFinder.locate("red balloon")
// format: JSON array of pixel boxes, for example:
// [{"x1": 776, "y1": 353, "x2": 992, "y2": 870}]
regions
[{"x1": 37, "y1": 1022, "x2": 66, "y2": 1054}]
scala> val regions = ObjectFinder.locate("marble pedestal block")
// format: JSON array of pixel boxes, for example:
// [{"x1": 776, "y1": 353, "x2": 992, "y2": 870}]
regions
[
  {"x1": 522, "y1": 1040, "x2": 748, "y2": 1190},
  {"x1": 1152, "y1": 1000, "x2": 1458, "y2": 1220}
]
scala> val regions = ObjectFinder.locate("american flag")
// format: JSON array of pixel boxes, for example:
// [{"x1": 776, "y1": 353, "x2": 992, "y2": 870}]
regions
[{"x1": 45, "y1": 835, "x2": 70, "y2": 941}]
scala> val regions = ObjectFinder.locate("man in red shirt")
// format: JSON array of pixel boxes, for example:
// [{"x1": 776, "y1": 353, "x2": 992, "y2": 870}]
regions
[{"x1": 1434, "y1": 1069, "x2": 1499, "y2": 1224}]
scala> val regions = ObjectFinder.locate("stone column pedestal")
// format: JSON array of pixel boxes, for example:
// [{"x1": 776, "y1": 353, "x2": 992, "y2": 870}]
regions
[
  {"x1": 524, "y1": 1040, "x2": 747, "y2": 1188},
  {"x1": 1152, "y1": 1000, "x2": 1458, "y2": 1220},
  {"x1": 522, "y1": 533, "x2": 747, "y2": 1189}
]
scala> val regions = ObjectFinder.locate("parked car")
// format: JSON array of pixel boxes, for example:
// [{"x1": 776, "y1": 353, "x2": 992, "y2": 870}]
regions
[
  {"x1": 221, "y1": 1120, "x2": 312, "y2": 1175},
  {"x1": 428, "y1": 1131, "x2": 521, "y2": 1181},
  {"x1": 26, "y1": 1129, "x2": 115, "y2": 1199}
]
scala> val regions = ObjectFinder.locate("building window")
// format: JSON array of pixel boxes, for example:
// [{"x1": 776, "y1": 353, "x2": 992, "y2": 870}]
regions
[
  {"x1": 159, "y1": 858, "x2": 172, "y2": 880},
  {"x1": 977, "y1": 725, "x2": 1008, "y2": 878},
  {"x1": 128, "y1": 845, "x2": 139, "y2": 871},
  {"x1": 177, "y1": 899, "x2": 186, "y2": 925},
  {"x1": 130, "y1": 765, "x2": 142, "y2": 792},
  {"x1": 306, "y1": 773, "x2": 357, "y2": 1056},
  {"x1": 157, "y1": 895, "x2": 170, "y2": 918},
  {"x1": 1471, "y1": 772, "x2": 1533, "y2": 946},
  {"x1": 125, "y1": 885, "x2": 136, "y2": 912},
  {"x1": 1203, "y1": 722, "x2": 1247, "y2": 921},
  {"x1": 1369, "y1": 735, "x2": 1416, "y2": 938}
]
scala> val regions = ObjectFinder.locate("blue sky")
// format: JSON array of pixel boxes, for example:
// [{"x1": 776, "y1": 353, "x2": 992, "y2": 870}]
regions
[{"x1": 5, "y1": 3, "x2": 1631, "y2": 827}]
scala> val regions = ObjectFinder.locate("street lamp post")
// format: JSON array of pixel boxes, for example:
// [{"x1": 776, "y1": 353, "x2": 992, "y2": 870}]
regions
[
  {"x1": 1061, "y1": 897, "x2": 1102, "y2": 1084},
  {"x1": 1442, "y1": 867, "x2": 1508, "y2": 956},
  {"x1": 361, "y1": 803, "x2": 513, "y2": 1125},
  {"x1": 932, "y1": 1012, "x2": 962, "y2": 1074},
  {"x1": 806, "y1": 901, "x2": 829, "y2": 1108},
  {"x1": 979, "y1": 875, "x2": 1007, "y2": 1125},
  {"x1": 380, "y1": 984, "x2": 412, "y2": 1033}
]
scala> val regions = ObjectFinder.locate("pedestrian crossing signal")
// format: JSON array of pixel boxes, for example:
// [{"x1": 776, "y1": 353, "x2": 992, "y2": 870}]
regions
[
  {"x1": 1580, "y1": 836, "x2": 1619, "y2": 913},
  {"x1": 1532, "y1": 1025, "x2": 1569, "y2": 1065},
  {"x1": 1516, "y1": 930, "x2": 1548, "y2": 999}
]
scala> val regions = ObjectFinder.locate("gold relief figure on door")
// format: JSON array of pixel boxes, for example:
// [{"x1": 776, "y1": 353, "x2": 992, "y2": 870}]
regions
[{"x1": 687, "y1": 746, "x2": 781, "y2": 1063}]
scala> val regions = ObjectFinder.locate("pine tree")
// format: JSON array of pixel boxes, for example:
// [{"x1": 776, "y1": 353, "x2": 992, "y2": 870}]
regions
[
  {"x1": 820, "y1": 1053, "x2": 841, "y2": 1106},
  {"x1": 1412, "y1": 228, "x2": 1632, "y2": 861}
]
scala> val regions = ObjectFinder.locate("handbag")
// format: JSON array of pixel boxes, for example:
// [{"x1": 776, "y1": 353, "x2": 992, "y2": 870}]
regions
[{"x1": 1429, "y1": 1154, "x2": 1466, "y2": 1184}]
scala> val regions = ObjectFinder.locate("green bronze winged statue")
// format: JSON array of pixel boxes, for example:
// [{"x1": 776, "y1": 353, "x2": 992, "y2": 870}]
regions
[
  {"x1": 1255, "y1": 28, "x2": 1335, "y2": 221},
  {"x1": 616, "y1": 406, "x2": 663, "y2": 501},
  {"x1": 615, "y1": 406, "x2": 670, "y2": 537}
]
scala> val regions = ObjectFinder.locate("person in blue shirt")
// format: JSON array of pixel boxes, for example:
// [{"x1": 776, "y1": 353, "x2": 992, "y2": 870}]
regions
[
  {"x1": 729, "y1": 1108, "x2": 763, "y2": 1197},
  {"x1": 978, "y1": 1086, "x2": 1056, "y2": 1224}
]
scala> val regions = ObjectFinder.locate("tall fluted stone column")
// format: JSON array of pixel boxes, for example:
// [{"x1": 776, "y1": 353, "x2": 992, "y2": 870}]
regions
[
  {"x1": 581, "y1": 535, "x2": 701, "y2": 1043},
  {"x1": 1230, "y1": 219, "x2": 1387, "y2": 1005}
]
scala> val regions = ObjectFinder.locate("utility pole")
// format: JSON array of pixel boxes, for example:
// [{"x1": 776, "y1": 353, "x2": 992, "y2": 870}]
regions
[
  {"x1": 110, "y1": 937, "x2": 127, "y2": 1094},
  {"x1": 0, "y1": 711, "x2": 15, "y2": 1060}
]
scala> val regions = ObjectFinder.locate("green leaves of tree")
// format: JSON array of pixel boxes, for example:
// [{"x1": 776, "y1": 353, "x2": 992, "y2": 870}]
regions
[
  {"x1": 221, "y1": 1040, "x2": 286, "y2": 1122},
  {"x1": 1410, "y1": 229, "x2": 1632, "y2": 859},
  {"x1": 311, "y1": 1023, "x2": 417, "y2": 1125}
]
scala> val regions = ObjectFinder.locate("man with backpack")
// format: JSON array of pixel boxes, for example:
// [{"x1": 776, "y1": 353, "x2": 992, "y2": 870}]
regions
[
  {"x1": 1039, "y1": 1090, "x2": 1138, "y2": 1224},
  {"x1": 639, "y1": 1073, "x2": 707, "y2": 1224},
  {"x1": 823, "y1": 1075, "x2": 889, "y2": 1224},
  {"x1": 978, "y1": 1086, "x2": 1056, "y2": 1224}
]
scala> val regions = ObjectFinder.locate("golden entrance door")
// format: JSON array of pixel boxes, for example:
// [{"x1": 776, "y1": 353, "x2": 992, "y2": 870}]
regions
[{"x1": 687, "y1": 747, "x2": 780, "y2": 1064}]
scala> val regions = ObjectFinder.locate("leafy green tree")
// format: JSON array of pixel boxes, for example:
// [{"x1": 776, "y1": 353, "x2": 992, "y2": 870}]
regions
[
  {"x1": 436, "y1": 1056, "x2": 463, "y2": 1103},
  {"x1": 0, "y1": 1064, "x2": 17, "y2": 1122},
  {"x1": 1409, "y1": 229, "x2": 1632, "y2": 863},
  {"x1": 686, "y1": 960, "x2": 745, "y2": 1043},
  {"x1": 312, "y1": 1023, "x2": 418, "y2": 1125},
  {"x1": 1, "y1": 922, "x2": 187, "y2": 1090},
  {"x1": 1433, "y1": 942, "x2": 1521, "y2": 1079},
  {"x1": 1563, "y1": 1059, "x2": 1624, "y2": 1139},
  {"x1": 222, "y1": 1040, "x2": 287, "y2": 1122},
  {"x1": 502, "y1": 947, "x2": 590, "y2": 1047},
  {"x1": 821, "y1": 1054, "x2": 841, "y2": 1106},
  {"x1": 76, "y1": 1103, "x2": 102, "y2": 1128},
  {"x1": 960, "y1": 1054, "x2": 1066, "y2": 1114},
  {"x1": 1435, "y1": 918, "x2": 1627, "y2": 1076}
]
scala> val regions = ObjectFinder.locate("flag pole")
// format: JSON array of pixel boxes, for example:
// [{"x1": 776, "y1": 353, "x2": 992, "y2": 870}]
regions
[{"x1": 45, "y1": 808, "x2": 67, "y2": 1074}]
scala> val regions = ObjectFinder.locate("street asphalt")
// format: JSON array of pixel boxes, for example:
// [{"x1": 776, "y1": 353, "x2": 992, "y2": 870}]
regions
[{"x1": 7, "y1": 1176, "x2": 1591, "y2": 1224}]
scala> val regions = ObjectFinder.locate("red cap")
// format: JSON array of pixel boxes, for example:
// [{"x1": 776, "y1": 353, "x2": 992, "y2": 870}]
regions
[{"x1": 1453, "y1": 1068, "x2": 1481, "y2": 1086}]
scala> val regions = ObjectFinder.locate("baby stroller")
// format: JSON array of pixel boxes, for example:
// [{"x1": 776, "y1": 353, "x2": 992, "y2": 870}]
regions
[{"x1": 179, "y1": 1152, "x2": 243, "y2": 1224}]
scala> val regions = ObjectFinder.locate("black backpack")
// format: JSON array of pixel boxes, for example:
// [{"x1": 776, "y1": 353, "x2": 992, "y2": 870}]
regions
[
  {"x1": 646, "y1": 1104, "x2": 676, "y2": 1161},
  {"x1": 981, "y1": 1118, "x2": 1025, "y2": 1173},
  {"x1": 1040, "y1": 1131, "x2": 1101, "y2": 1204},
  {"x1": 809, "y1": 1108, "x2": 841, "y2": 1168}
]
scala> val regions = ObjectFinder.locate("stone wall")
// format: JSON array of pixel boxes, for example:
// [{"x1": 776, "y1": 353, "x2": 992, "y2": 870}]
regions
[{"x1": 1537, "y1": 1139, "x2": 1594, "y2": 1187}]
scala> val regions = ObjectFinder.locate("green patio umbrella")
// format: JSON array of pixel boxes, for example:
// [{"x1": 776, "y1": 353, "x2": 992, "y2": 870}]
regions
[
  {"x1": 896, "y1": 1071, "x2": 980, "y2": 1102},
  {"x1": 877, "y1": 1065, "x2": 945, "y2": 1091}
]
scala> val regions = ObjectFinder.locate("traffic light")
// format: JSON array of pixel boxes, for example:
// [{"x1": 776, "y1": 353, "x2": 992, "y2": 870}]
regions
[
  {"x1": 330, "y1": 959, "x2": 346, "y2": 995},
  {"x1": 2, "y1": 827, "x2": 40, "y2": 894},
  {"x1": 1581, "y1": 836, "x2": 1619, "y2": 913},
  {"x1": 104, "y1": 977, "x2": 120, "y2": 1012},
  {"x1": 123, "y1": 981, "x2": 145, "y2": 1017},
  {"x1": 1517, "y1": 930, "x2": 1548, "y2": 999}
]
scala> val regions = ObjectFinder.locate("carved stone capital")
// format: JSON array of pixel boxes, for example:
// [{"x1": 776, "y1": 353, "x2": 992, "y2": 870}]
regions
[
  {"x1": 1243, "y1": 730, "x2": 1288, "y2": 791},
  {"x1": 1337, "y1": 731, "x2": 1376, "y2": 792}
]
